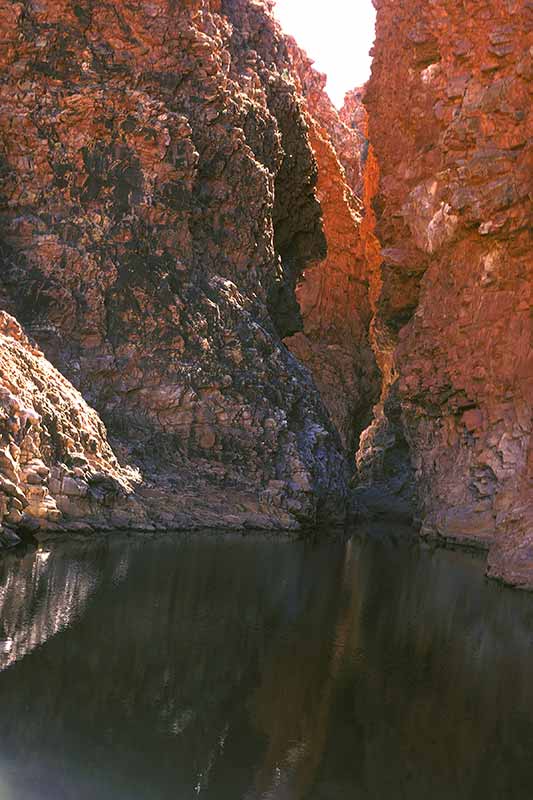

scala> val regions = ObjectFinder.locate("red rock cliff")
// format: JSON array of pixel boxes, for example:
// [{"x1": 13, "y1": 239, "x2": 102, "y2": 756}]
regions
[
  {"x1": 284, "y1": 41, "x2": 380, "y2": 452},
  {"x1": 1, "y1": 0, "x2": 531, "y2": 589},
  {"x1": 0, "y1": 0, "x2": 349, "y2": 540},
  {"x1": 365, "y1": 0, "x2": 533, "y2": 586}
]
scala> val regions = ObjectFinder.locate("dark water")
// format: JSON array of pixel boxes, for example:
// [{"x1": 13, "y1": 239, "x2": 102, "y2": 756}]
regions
[{"x1": 1, "y1": 527, "x2": 533, "y2": 800}]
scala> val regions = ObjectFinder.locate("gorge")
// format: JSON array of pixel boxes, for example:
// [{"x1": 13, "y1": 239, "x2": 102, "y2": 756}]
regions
[
  {"x1": 1, "y1": 1, "x2": 533, "y2": 797},
  {"x1": 0, "y1": 0, "x2": 531, "y2": 589}
]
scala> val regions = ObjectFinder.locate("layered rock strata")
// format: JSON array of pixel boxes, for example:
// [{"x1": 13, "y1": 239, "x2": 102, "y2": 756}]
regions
[
  {"x1": 365, "y1": 0, "x2": 533, "y2": 585},
  {"x1": 0, "y1": 0, "x2": 349, "y2": 539}
]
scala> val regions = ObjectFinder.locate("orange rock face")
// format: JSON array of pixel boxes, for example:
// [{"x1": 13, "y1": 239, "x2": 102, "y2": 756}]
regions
[
  {"x1": 366, "y1": 0, "x2": 533, "y2": 585},
  {"x1": 0, "y1": 0, "x2": 531, "y2": 587},
  {"x1": 0, "y1": 0, "x2": 350, "y2": 536},
  {"x1": 284, "y1": 42, "x2": 380, "y2": 452}
]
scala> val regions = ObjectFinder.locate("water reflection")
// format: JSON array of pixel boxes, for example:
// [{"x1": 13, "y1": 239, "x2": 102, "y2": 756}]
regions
[
  {"x1": 0, "y1": 544, "x2": 104, "y2": 673},
  {"x1": 0, "y1": 528, "x2": 532, "y2": 799}
]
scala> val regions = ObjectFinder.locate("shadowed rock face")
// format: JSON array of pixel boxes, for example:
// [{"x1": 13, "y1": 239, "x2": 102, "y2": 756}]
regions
[
  {"x1": 0, "y1": 0, "x2": 349, "y2": 537},
  {"x1": 364, "y1": 0, "x2": 533, "y2": 585},
  {"x1": 284, "y1": 40, "x2": 380, "y2": 453}
]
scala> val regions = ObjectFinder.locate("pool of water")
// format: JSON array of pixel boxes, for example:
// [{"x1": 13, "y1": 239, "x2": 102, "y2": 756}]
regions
[{"x1": 1, "y1": 525, "x2": 533, "y2": 799}]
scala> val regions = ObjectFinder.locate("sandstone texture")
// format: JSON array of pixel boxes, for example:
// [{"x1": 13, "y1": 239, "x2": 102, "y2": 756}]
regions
[
  {"x1": 284, "y1": 41, "x2": 380, "y2": 452},
  {"x1": 365, "y1": 0, "x2": 533, "y2": 585},
  {"x1": 0, "y1": 0, "x2": 349, "y2": 539}
]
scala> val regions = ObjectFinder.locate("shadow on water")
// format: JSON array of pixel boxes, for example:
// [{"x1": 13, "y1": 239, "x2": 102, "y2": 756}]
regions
[{"x1": 0, "y1": 526, "x2": 533, "y2": 799}]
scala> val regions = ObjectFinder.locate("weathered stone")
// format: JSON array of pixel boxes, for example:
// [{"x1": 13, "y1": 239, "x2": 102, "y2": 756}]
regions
[
  {"x1": 0, "y1": 477, "x2": 27, "y2": 505},
  {"x1": 0, "y1": 1, "x2": 349, "y2": 535},
  {"x1": 0, "y1": 0, "x2": 530, "y2": 586},
  {"x1": 284, "y1": 40, "x2": 380, "y2": 452},
  {"x1": 5, "y1": 509, "x2": 23, "y2": 526},
  {"x1": 61, "y1": 477, "x2": 89, "y2": 499},
  {"x1": 363, "y1": 0, "x2": 533, "y2": 587}
]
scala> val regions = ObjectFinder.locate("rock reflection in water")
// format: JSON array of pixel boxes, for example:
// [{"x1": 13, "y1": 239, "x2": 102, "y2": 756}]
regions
[
  {"x1": 308, "y1": 534, "x2": 533, "y2": 800},
  {"x1": 0, "y1": 529, "x2": 532, "y2": 799},
  {"x1": 0, "y1": 544, "x2": 104, "y2": 673}
]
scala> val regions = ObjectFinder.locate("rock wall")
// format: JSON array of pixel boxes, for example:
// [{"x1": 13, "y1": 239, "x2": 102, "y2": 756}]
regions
[
  {"x1": 0, "y1": 0, "x2": 349, "y2": 539},
  {"x1": 366, "y1": 0, "x2": 533, "y2": 585},
  {"x1": 1, "y1": 0, "x2": 531, "y2": 588},
  {"x1": 0, "y1": 311, "x2": 142, "y2": 548},
  {"x1": 284, "y1": 41, "x2": 380, "y2": 452}
]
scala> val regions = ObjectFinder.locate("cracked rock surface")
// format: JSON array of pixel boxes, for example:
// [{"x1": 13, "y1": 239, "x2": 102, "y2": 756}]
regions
[
  {"x1": 284, "y1": 39, "x2": 380, "y2": 453},
  {"x1": 0, "y1": 0, "x2": 348, "y2": 539},
  {"x1": 365, "y1": 0, "x2": 533, "y2": 586}
]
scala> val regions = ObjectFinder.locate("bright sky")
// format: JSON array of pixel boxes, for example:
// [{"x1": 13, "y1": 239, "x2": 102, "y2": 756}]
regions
[{"x1": 273, "y1": 0, "x2": 376, "y2": 108}]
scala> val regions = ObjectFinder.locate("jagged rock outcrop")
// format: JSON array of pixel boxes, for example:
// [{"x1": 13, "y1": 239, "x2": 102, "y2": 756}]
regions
[
  {"x1": 284, "y1": 41, "x2": 380, "y2": 452},
  {"x1": 0, "y1": 0, "x2": 349, "y2": 538},
  {"x1": 365, "y1": 0, "x2": 533, "y2": 585},
  {"x1": 0, "y1": 311, "x2": 142, "y2": 547}
]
